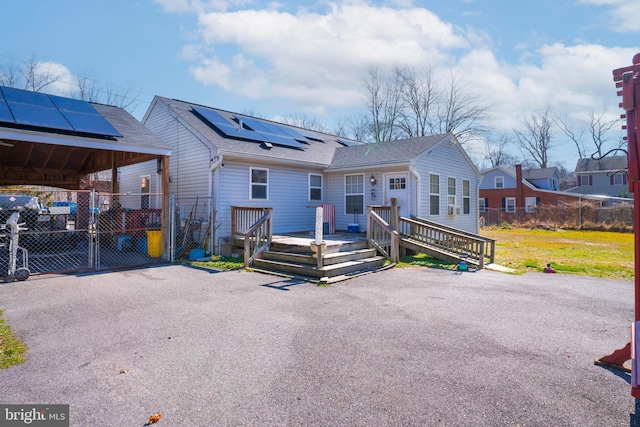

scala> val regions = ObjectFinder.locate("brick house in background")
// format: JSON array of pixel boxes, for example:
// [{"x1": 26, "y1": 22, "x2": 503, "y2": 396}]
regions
[{"x1": 479, "y1": 164, "x2": 602, "y2": 223}]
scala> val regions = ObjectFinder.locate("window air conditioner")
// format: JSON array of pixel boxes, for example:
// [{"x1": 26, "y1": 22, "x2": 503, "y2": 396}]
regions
[{"x1": 448, "y1": 205, "x2": 456, "y2": 215}]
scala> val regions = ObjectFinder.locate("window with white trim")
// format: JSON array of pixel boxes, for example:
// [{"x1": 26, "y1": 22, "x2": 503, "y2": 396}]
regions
[
  {"x1": 525, "y1": 197, "x2": 538, "y2": 213},
  {"x1": 250, "y1": 167, "x2": 268, "y2": 200},
  {"x1": 479, "y1": 198, "x2": 487, "y2": 213},
  {"x1": 309, "y1": 174, "x2": 323, "y2": 201},
  {"x1": 613, "y1": 173, "x2": 627, "y2": 185},
  {"x1": 505, "y1": 197, "x2": 516, "y2": 213},
  {"x1": 579, "y1": 175, "x2": 590, "y2": 186},
  {"x1": 447, "y1": 177, "x2": 456, "y2": 207},
  {"x1": 495, "y1": 176, "x2": 504, "y2": 189},
  {"x1": 462, "y1": 179, "x2": 470, "y2": 214},
  {"x1": 429, "y1": 174, "x2": 440, "y2": 215},
  {"x1": 345, "y1": 174, "x2": 364, "y2": 216}
]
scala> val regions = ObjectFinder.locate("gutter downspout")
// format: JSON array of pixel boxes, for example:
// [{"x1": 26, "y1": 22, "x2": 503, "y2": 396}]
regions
[
  {"x1": 209, "y1": 154, "x2": 224, "y2": 254},
  {"x1": 409, "y1": 162, "x2": 420, "y2": 217}
]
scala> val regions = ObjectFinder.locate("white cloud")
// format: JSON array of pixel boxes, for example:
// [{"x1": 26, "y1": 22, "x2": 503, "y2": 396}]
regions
[
  {"x1": 34, "y1": 62, "x2": 76, "y2": 97},
  {"x1": 579, "y1": 0, "x2": 640, "y2": 32},
  {"x1": 187, "y1": 3, "x2": 468, "y2": 110}
]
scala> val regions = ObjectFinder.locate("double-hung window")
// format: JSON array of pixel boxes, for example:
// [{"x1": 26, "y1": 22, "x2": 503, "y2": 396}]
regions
[
  {"x1": 462, "y1": 180, "x2": 470, "y2": 214},
  {"x1": 309, "y1": 174, "x2": 323, "y2": 201},
  {"x1": 447, "y1": 177, "x2": 456, "y2": 207},
  {"x1": 495, "y1": 176, "x2": 504, "y2": 189},
  {"x1": 345, "y1": 174, "x2": 364, "y2": 216},
  {"x1": 505, "y1": 197, "x2": 516, "y2": 213},
  {"x1": 250, "y1": 168, "x2": 268, "y2": 200},
  {"x1": 429, "y1": 174, "x2": 440, "y2": 215}
]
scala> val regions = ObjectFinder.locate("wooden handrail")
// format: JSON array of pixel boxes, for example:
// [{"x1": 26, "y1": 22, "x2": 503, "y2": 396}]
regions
[
  {"x1": 399, "y1": 217, "x2": 487, "y2": 268},
  {"x1": 367, "y1": 210, "x2": 399, "y2": 263},
  {"x1": 407, "y1": 216, "x2": 495, "y2": 264},
  {"x1": 235, "y1": 208, "x2": 272, "y2": 268}
]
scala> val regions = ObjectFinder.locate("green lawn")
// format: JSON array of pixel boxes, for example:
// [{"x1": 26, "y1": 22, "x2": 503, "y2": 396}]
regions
[
  {"x1": 480, "y1": 228, "x2": 634, "y2": 280},
  {"x1": 0, "y1": 310, "x2": 28, "y2": 369}
]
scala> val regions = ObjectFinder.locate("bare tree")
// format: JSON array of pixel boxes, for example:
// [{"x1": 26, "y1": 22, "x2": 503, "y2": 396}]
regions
[
  {"x1": 1, "y1": 55, "x2": 141, "y2": 113},
  {"x1": 358, "y1": 65, "x2": 490, "y2": 145},
  {"x1": 75, "y1": 69, "x2": 101, "y2": 102},
  {"x1": 334, "y1": 113, "x2": 369, "y2": 142},
  {"x1": 0, "y1": 53, "x2": 58, "y2": 92},
  {"x1": 281, "y1": 112, "x2": 329, "y2": 133},
  {"x1": 396, "y1": 65, "x2": 439, "y2": 139},
  {"x1": 514, "y1": 107, "x2": 555, "y2": 168},
  {"x1": 434, "y1": 71, "x2": 490, "y2": 144},
  {"x1": 484, "y1": 133, "x2": 518, "y2": 168},
  {"x1": 586, "y1": 107, "x2": 623, "y2": 158},
  {"x1": 363, "y1": 66, "x2": 405, "y2": 143},
  {"x1": 556, "y1": 106, "x2": 623, "y2": 159},
  {"x1": 555, "y1": 114, "x2": 586, "y2": 159}
]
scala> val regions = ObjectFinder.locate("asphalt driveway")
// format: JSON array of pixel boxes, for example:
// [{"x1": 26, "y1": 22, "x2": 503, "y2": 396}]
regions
[{"x1": 0, "y1": 265, "x2": 635, "y2": 426}]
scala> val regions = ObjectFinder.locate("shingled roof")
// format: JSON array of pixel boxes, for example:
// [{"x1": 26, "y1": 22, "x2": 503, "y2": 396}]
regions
[
  {"x1": 328, "y1": 134, "x2": 451, "y2": 169},
  {"x1": 522, "y1": 167, "x2": 558, "y2": 180},
  {"x1": 575, "y1": 156, "x2": 627, "y2": 173},
  {"x1": 150, "y1": 96, "x2": 358, "y2": 167}
]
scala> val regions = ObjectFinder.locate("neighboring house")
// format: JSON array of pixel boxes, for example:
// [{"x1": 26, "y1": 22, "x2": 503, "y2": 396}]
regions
[
  {"x1": 119, "y1": 96, "x2": 481, "y2": 254},
  {"x1": 567, "y1": 156, "x2": 629, "y2": 198},
  {"x1": 479, "y1": 164, "x2": 600, "y2": 218},
  {"x1": 522, "y1": 167, "x2": 560, "y2": 191}
]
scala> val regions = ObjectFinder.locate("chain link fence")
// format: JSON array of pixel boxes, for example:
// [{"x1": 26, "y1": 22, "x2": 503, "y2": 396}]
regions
[
  {"x1": 1, "y1": 189, "x2": 167, "y2": 280},
  {"x1": 480, "y1": 201, "x2": 634, "y2": 231}
]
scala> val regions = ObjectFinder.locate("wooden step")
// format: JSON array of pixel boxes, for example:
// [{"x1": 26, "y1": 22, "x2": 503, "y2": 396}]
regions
[
  {"x1": 261, "y1": 248, "x2": 377, "y2": 266},
  {"x1": 252, "y1": 255, "x2": 386, "y2": 279}
]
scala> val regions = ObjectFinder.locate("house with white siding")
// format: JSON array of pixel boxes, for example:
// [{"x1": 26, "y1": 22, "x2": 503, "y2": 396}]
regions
[{"x1": 119, "y1": 95, "x2": 481, "y2": 254}]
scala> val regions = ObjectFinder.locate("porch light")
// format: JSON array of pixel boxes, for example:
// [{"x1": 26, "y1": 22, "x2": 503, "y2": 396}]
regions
[{"x1": 370, "y1": 174, "x2": 377, "y2": 185}]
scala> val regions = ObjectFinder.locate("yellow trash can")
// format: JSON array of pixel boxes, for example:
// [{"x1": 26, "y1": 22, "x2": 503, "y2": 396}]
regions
[{"x1": 146, "y1": 231, "x2": 162, "y2": 258}]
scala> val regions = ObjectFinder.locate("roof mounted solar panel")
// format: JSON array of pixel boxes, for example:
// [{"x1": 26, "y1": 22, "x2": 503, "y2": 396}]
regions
[
  {"x1": 296, "y1": 129, "x2": 326, "y2": 142},
  {"x1": 2, "y1": 87, "x2": 74, "y2": 131},
  {"x1": 192, "y1": 106, "x2": 240, "y2": 134},
  {"x1": 49, "y1": 95, "x2": 122, "y2": 137},
  {"x1": 337, "y1": 138, "x2": 357, "y2": 146},
  {"x1": 0, "y1": 92, "x2": 14, "y2": 124},
  {"x1": 238, "y1": 116, "x2": 306, "y2": 149}
]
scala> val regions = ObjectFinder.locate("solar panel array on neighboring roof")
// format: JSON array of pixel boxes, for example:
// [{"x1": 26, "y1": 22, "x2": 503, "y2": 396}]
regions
[
  {"x1": 0, "y1": 86, "x2": 122, "y2": 138},
  {"x1": 192, "y1": 106, "x2": 333, "y2": 150}
]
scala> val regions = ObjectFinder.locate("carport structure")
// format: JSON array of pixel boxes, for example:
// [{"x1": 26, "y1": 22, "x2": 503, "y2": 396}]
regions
[{"x1": 0, "y1": 86, "x2": 171, "y2": 275}]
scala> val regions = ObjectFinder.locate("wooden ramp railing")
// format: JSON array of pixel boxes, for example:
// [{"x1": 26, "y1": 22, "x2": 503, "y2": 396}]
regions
[
  {"x1": 398, "y1": 217, "x2": 488, "y2": 268},
  {"x1": 231, "y1": 206, "x2": 273, "y2": 268},
  {"x1": 367, "y1": 202, "x2": 494, "y2": 269},
  {"x1": 408, "y1": 216, "x2": 496, "y2": 265}
]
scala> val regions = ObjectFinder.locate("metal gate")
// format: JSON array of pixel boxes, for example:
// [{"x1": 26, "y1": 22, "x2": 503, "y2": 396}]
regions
[{"x1": 1, "y1": 189, "x2": 167, "y2": 279}]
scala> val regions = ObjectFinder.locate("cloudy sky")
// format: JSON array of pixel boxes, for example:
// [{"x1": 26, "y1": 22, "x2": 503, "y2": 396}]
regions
[{"x1": 1, "y1": 0, "x2": 639, "y2": 168}]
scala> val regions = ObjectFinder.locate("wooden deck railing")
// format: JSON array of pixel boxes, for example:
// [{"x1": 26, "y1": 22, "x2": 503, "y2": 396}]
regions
[
  {"x1": 408, "y1": 216, "x2": 496, "y2": 264},
  {"x1": 367, "y1": 210, "x2": 399, "y2": 263},
  {"x1": 231, "y1": 206, "x2": 273, "y2": 268},
  {"x1": 398, "y1": 217, "x2": 487, "y2": 268}
]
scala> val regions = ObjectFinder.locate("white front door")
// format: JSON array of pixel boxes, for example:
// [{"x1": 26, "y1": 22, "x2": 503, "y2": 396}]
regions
[{"x1": 385, "y1": 173, "x2": 410, "y2": 217}]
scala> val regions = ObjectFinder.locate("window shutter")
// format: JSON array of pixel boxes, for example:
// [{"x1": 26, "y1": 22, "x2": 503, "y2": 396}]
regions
[
  {"x1": 624, "y1": 173, "x2": 628, "y2": 185},
  {"x1": 536, "y1": 197, "x2": 540, "y2": 205},
  {"x1": 501, "y1": 197, "x2": 505, "y2": 211},
  {"x1": 610, "y1": 175, "x2": 614, "y2": 185},
  {"x1": 589, "y1": 175, "x2": 593, "y2": 186}
]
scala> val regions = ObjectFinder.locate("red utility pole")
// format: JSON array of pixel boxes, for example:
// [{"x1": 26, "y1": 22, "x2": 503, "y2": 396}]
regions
[{"x1": 595, "y1": 53, "x2": 640, "y2": 398}]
